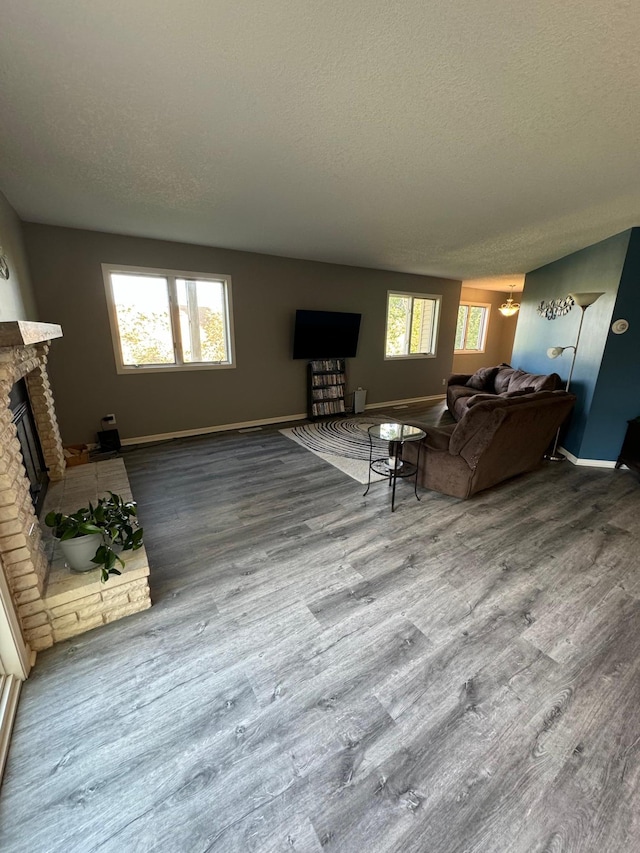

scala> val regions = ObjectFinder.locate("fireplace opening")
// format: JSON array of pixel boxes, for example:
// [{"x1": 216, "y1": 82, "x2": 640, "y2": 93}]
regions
[{"x1": 9, "y1": 379, "x2": 49, "y2": 516}]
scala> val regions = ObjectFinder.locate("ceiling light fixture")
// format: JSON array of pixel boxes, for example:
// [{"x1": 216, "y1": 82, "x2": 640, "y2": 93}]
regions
[{"x1": 499, "y1": 285, "x2": 520, "y2": 317}]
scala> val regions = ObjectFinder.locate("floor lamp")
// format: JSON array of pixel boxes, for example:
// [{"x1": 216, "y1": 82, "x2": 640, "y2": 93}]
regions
[{"x1": 545, "y1": 291, "x2": 604, "y2": 461}]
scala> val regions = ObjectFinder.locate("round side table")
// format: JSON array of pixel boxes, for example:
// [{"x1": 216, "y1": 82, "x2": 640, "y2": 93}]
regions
[{"x1": 363, "y1": 422, "x2": 426, "y2": 511}]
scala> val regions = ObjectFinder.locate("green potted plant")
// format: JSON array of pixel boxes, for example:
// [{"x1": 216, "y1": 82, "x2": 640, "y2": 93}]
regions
[{"x1": 45, "y1": 492, "x2": 144, "y2": 582}]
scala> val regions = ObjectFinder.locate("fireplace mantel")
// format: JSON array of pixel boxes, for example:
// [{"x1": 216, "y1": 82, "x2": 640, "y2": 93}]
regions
[{"x1": 0, "y1": 321, "x2": 63, "y2": 347}]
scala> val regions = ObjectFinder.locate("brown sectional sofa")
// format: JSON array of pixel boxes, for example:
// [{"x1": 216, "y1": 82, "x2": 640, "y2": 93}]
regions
[
  {"x1": 447, "y1": 364, "x2": 562, "y2": 421},
  {"x1": 403, "y1": 390, "x2": 576, "y2": 499}
]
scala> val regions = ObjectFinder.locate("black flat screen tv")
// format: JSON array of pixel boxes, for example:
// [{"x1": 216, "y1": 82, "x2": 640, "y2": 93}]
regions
[{"x1": 293, "y1": 310, "x2": 361, "y2": 359}]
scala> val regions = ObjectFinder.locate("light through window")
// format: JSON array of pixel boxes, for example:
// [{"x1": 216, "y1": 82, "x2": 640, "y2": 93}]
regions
[
  {"x1": 103, "y1": 265, "x2": 234, "y2": 372},
  {"x1": 176, "y1": 278, "x2": 229, "y2": 364},
  {"x1": 385, "y1": 292, "x2": 441, "y2": 358},
  {"x1": 455, "y1": 302, "x2": 490, "y2": 352}
]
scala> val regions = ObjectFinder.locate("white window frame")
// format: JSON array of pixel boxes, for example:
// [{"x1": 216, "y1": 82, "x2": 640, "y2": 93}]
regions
[
  {"x1": 384, "y1": 290, "x2": 441, "y2": 360},
  {"x1": 102, "y1": 264, "x2": 236, "y2": 374},
  {"x1": 454, "y1": 301, "x2": 490, "y2": 354}
]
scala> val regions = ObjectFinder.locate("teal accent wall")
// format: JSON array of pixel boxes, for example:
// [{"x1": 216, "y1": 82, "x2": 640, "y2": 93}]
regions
[
  {"x1": 579, "y1": 228, "x2": 640, "y2": 460},
  {"x1": 511, "y1": 230, "x2": 631, "y2": 459}
]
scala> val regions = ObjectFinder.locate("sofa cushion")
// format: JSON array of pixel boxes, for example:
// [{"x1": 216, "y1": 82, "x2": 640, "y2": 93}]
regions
[
  {"x1": 448, "y1": 385, "x2": 478, "y2": 420},
  {"x1": 508, "y1": 370, "x2": 560, "y2": 393},
  {"x1": 465, "y1": 366, "x2": 499, "y2": 391},
  {"x1": 493, "y1": 366, "x2": 515, "y2": 394},
  {"x1": 466, "y1": 393, "x2": 498, "y2": 408},
  {"x1": 503, "y1": 386, "x2": 535, "y2": 398},
  {"x1": 449, "y1": 384, "x2": 476, "y2": 400},
  {"x1": 470, "y1": 388, "x2": 536, "y2": 407}
]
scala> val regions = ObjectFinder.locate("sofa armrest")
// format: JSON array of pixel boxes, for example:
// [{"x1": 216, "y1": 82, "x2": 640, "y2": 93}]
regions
[
  {"x1": 448, "y1": 373, "x2": 472, "y2": 386},
  {"x1": 421, "y1": 424, "x2": 455, "y2": 452}
]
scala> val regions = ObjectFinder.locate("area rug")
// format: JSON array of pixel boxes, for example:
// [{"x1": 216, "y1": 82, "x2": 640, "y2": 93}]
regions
[{"x1": 280, "y1": 418, "x2": 392, "y2": 484}]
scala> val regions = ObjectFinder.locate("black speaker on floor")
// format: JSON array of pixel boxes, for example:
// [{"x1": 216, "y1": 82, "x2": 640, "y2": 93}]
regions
[{"x1": 97, "y1": 428, "x2": 121, "y2": 452}]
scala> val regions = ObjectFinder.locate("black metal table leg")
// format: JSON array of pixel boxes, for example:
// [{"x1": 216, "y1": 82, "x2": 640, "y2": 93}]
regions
[
  {"x1": 391, "y1": 443, "x2": 399, "y2": 511},
  {"x1": 363, "y1": 428, "x2": 374, "y2": 497}
]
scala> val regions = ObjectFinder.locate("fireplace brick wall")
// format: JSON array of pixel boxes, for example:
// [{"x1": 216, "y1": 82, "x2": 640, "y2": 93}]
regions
[
  {"x1": 0, "y1": 341, "x2": 65, "y2": 651},
  {"x1": 25, "y1": 358, "x2": 65, "y2": 482},
  {"x1": 1, "y1": 324, "x2": 152, "y2": 657}
]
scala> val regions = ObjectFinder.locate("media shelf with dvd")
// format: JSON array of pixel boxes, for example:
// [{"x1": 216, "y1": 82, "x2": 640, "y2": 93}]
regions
[{"x1": 308, "y1": 359, "x2": 346, "y2": 418}]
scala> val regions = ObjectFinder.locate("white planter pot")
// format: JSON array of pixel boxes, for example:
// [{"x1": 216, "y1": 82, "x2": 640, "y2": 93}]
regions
[{"x1": 59, "y1": 533, "x2": 103, "y2": 573}]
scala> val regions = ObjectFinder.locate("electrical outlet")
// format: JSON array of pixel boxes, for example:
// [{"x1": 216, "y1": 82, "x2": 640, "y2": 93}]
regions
[
  {"x1": 102, "y1": 413, "x2": 116, "y2": 424},
  {"x1": 442, "y1": 378, "x2": 446, "y2": 386}
]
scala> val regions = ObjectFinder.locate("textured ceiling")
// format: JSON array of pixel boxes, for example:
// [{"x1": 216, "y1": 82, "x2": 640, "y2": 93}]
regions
[
  {"x1": 463, "y1": 275, "x2": 525, "y2": 293},
  {"x1": 1, "y1": 1, "x2": 639, "y2": 279}
]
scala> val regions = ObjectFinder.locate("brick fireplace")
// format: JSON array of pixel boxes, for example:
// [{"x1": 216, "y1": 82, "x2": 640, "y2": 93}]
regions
[
  {"x1": 0, "y1": 321, "x2": 65, "y2": 653},
  {"x1": 0, "y1": 321, "x2": 151, "y2": 659}
]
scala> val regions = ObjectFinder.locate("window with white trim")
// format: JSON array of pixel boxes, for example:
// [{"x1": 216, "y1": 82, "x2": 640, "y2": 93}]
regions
[
  {"x1": 384, "y1": 291, "x2": 441, "y2": 359},
  {"x1": 102, "y1": 265, "x2": 235, "y2": 373},
  {"x1": 455, "y1": 302, "x2": 490, "y2": 353}
]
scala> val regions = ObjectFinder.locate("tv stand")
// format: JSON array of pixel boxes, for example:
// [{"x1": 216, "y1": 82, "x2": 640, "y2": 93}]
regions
[{"x1": 308, "y1": 359, "x2": 346, "y2": 418}]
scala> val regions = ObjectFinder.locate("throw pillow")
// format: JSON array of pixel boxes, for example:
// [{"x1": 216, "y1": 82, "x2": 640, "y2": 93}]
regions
[{"x1": 465, "y1": 366, "x2": 499, "y2": 392}]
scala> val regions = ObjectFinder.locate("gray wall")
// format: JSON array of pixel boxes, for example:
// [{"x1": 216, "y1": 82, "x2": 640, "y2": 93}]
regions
[
  {"x1": 0, "y1": 191, "x2": 37, "y2": 321},
  {"x1": 24, "y1": 223, "x2": 461, "y2": 444},
  {"x1": 452, "y1": 286, "x2": 517, "y2": 375}
]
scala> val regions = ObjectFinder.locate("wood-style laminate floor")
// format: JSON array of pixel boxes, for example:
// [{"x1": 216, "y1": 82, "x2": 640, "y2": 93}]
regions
[{"x1": 2, "y1": 404, "x2": 640, "y2": 852}]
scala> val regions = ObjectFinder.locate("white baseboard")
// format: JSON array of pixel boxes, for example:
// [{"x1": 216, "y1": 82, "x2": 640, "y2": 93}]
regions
[
  {"x1": 121, "y1": 413, "x2": 308, "y2": 446},
  {"x1": 365, "y1": 394, "x2": 445, "y2": 410},
  {"x1": 120, "y1": 395, "x2": 446, "y2": 447},
  {"x1": 558, "y1": 446, "x2": 621, "y2": 468}
]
